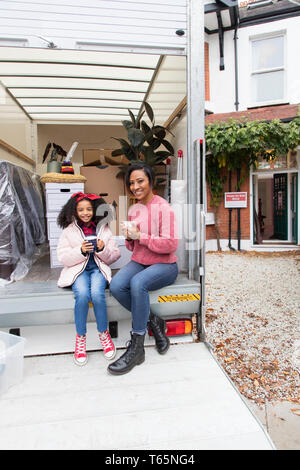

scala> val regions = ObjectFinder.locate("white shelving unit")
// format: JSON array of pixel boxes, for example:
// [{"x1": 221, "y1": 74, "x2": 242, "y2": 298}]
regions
[{"x1": 45, "y1": 183, "x2": 84, "y2": 268}]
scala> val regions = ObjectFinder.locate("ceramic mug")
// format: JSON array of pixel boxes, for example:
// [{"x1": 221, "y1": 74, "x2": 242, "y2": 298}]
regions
[{"x1": 85, "y1": 235, "x2": 97, "y2": 251}]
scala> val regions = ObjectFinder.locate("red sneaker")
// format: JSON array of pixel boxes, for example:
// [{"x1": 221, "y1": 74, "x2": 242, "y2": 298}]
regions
[
  {"x1": 74, "y1": 334, "x2": 88, "y2": 366},
  {"x1": 99, "y1": 330, "x2": 116, "y2": 360}
]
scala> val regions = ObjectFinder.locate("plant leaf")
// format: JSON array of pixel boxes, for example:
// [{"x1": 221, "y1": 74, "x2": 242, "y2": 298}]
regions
[
  {"x1": 136, "y1": 110, "x2": 145, "y2": 130},
  {"x1": 122, "y1": 120, "x2": 134, "y2": 130},
  {"x1": 141, "y1": 146, "x2": 156, "y2": 166},
  {"x1": 141, "y1": 120, "x2": 151, "y2": 134},
  {"x1": 111, "y1": 137, "x2": 131, "y2": 150},
  {"x1": 144, "y1": 102, "x2": 154, "y2": 123},
  {"x1": 155, "y1": 150, "x2": 172, "y2": 159},
  {"x1": 127, "y1": 128, "x2": 144, "y2": 147},
  {"x1": 111, "y1": 148, "x2": 124, "y2": 157},
  {"x1": 104, "y1": 156, "x2": 122, "y2": 165},
  {"x1": 128, "y1": 109, "x2": 136, "y2": 127},
  {"x1": 156, "y1": 177, "x2": 166, "y2": 185},
  {"x1": 162, "y1": 139, "x2": 174, "y2": 154},
  {"x1": 152, "y1": 125, "x2": 166, "y2": 140},
  {"x1": 152, "y1": 138, "x2": 162, "y2": 150}
]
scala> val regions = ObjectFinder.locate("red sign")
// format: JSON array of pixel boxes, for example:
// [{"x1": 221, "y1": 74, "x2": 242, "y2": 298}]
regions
[{"x1": 224, "y1": 192, "x2": 247, "y2": 208}]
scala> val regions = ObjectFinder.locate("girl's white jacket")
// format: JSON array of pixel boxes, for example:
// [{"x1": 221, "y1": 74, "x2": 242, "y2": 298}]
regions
[{"x1": 56, "y1": 220, "x2": 121, "y2": 287}]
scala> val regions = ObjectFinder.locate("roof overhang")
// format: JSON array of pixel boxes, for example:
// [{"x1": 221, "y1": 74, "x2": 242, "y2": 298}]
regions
[
  {"x1": 205, "y1": 103, "x2": 300, "y2": 124},
  {"x1": 205, "y1": 0, "x2": 240, "y2": 70}
]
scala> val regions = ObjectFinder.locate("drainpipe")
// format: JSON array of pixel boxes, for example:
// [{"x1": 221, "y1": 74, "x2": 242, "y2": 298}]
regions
[
  {"x1": 237, "y1": 167, "x2": 241, "y2": 251},
  {"x1": 228, "y1": 170, "x2": 235, "y2": 251},
  {"x1": 228, "y1": 18, "x2": 240, "y2": 250},
  {"x1": 234, "y1": 15, "x2": 241, "y2": 250},
  {"x1": 233, "y1": 19, "x2": 239, "y2": 111}
]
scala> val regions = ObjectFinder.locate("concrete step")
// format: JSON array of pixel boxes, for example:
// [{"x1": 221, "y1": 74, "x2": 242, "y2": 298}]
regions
[{"x1": 0, "y1": 275, "x2": 201, "y2": 328}]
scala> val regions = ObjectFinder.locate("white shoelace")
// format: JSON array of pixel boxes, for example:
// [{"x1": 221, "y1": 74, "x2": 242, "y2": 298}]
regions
[
  {"x1": 99, "y1": 332, "x2": 113, "y2": 350},
  {"x1": 75, "y1": 335, "x2": 86, "y2": 355}
]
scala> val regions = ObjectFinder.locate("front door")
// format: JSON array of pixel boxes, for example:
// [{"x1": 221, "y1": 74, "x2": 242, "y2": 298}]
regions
[
  {"x1": 291, "y1": 173, "x2": 298, "y2": 244},
  {"x1": 273, "y1": 173, "x2": 288, "y2": 240}
]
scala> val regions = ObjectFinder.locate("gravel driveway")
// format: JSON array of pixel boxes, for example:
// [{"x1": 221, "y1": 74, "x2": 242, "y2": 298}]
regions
[{"x1": 205, "y1": 251, "x2": 300, "y2": 407}]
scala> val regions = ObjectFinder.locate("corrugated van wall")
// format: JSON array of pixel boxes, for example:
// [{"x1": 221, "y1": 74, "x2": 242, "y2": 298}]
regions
[{"x1": 0, "y1": 0, "x2": 187, "y2": 54}]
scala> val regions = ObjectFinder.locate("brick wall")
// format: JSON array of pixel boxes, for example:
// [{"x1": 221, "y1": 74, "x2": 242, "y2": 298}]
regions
[{"x1": 206, "y1": 167, "x2": 250, "y2": 241}]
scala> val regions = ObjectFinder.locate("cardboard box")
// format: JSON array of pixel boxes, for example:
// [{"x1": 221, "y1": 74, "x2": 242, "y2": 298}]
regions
[
  {"x1": 82, "y1": 149, "x2": 112, "y2": 166},
  {"x1": 82, "y1": 149, "x2": 129, "y2": 166},
  {"x1": 80, "y1": 165, "x2": 127, "y2": 235}
]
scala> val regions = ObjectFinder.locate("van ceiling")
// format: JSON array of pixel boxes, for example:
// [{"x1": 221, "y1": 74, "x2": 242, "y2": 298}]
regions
[{"x1": 0, "y1": 47, "x2": 186, "y2": 125}]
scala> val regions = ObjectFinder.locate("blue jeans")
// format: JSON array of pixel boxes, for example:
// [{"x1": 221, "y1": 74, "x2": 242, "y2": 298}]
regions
[
  {"x1": 110, "y1": 261, "x2": 178, "y2": 335},
  {"x1": 72, "y1": 256, "x2": 108, "y2": 335}
]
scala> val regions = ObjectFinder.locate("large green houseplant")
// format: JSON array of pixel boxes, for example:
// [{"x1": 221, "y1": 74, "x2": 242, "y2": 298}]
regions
[{"x1": 105, "y1": 102, "x2": 174, "y2": 186}]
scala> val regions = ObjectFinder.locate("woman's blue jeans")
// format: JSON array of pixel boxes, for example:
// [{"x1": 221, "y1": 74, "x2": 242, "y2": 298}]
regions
[
  {"x1": 72, "y1": 256, "x2": 108, "y2": 336},
  {"x1": 110, "y1": 261, "x2": 178, "y2": 335}
]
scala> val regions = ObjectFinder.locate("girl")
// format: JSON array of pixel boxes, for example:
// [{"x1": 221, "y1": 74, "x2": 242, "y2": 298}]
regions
[
  {"x1": 108, "y1": 163, "x2": 178, "y2": 375},
  {"x1": 57, "y1": 192, "x2": 120, "y2": 366}
]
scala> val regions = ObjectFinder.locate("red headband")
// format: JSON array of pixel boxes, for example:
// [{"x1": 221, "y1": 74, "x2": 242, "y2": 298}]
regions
[{"x1": 72, "y1": 192, "x2": 101, "y2": 202}]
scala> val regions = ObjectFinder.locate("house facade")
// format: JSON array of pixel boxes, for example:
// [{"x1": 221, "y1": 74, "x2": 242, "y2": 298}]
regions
[
  {"x1": 203, "y1": 0, "x2": 300, "y2": 251},
  {"x1": 0, "y1": 0, "x2": 299, "y2": 254}
]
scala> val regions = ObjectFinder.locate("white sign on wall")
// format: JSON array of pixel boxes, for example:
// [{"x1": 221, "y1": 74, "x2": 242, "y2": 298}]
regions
[{"x1": 224, "y1": 192, "x2": 247, "y2": 208}]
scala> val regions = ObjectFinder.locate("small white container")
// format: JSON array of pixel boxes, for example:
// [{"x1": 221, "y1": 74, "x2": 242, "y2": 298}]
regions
[{"x1": 0, "y1": 331, "x2": 26, "y2": 395}]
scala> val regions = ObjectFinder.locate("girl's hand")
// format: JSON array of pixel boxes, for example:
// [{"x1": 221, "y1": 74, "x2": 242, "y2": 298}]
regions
[
  {"x1": 81, "y1": 240, "x2": 93, "y2": 253},
  {"x1": 97, "y1": 239, "x2": 105, "y2": 251}
]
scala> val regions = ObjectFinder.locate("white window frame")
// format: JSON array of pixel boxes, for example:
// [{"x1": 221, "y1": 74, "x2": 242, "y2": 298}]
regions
[{"x1": 249, "y1": 31, "x2": 286, "y2": 107}]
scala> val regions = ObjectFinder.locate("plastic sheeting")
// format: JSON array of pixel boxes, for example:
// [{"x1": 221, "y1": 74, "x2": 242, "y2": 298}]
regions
[{"x1": 0, "y1": 161, "x2": 46, "y2": 285}]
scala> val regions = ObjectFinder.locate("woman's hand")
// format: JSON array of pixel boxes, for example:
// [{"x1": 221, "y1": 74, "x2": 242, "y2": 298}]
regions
[
  {"x1": 97, "y1": 239, "x2": 105, "y2": 251},
  {"x1": 121, "y1": 222, "x2": 140, "y2": 240}
]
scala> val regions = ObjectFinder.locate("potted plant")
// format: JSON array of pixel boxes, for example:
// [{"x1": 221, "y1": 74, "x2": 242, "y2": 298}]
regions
[
  {"x1": 104, "y1": 102, "x2": 174, "y2": 189},
  {"x1": 42, "y1": 142, "x2": 67, "y2": 173}
]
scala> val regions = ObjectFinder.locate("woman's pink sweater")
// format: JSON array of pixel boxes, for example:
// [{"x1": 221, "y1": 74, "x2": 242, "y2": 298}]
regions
[{"x1": 125, "y1": 195, "x2": 178, "y2": 265}]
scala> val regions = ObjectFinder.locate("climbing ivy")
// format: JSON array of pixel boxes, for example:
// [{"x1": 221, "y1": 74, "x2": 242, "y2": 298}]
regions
[
  {"x1": 205, "y1": 116, "x2": 300, "y2": 206},
  {"x1": 205, "y1": 115, "x2": 300, "y2": 250}
]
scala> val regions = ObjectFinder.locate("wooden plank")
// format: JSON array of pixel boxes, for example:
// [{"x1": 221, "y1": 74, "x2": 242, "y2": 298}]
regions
[
  {"x1": 163, "y1": 95, "x2": 187, "y2": 128},
  {"x1": 0, "y1": 139, "x2": 35, "y2": 166}
]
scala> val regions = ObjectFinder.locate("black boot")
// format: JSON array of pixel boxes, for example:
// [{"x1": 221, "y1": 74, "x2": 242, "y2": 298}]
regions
[
  {"x1": 107, "y1": 333, "x2": 145, "y2": 375},
  {"x1": 149, "y1": 312, "x2": 170, "y2": 355}
]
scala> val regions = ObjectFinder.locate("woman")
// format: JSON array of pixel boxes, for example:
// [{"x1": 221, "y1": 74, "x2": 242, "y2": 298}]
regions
[{"x1": 108, "y1": 162, "x2": 178, "y2": 375}]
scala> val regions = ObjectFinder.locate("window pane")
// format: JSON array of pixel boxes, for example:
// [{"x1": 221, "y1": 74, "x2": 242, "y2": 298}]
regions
[
  {"x1": 252, "y1": 70, "x2": 284, "y2": 102},
  {"x1": 252, "y1": 36, "x2": 284, "y2": 71}
]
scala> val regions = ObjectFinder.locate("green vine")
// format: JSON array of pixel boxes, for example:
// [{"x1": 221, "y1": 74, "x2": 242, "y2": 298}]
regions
[
  {"x1": 205, "y1": 115, "x2": 300, "y2": 250},
  {"x1": 205, "y1": 116, "x2": 300, "y2": 207}
]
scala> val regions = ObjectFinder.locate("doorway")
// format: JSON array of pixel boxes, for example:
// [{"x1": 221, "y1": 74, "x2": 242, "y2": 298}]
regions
[{"x1": 253, "y1": 172, "x2": 298, "y2": 244}]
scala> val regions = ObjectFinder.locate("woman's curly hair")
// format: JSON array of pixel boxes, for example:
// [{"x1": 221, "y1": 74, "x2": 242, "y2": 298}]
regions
[{"x1": 57, "y1": 194, "x2": 112, "y2": 229}]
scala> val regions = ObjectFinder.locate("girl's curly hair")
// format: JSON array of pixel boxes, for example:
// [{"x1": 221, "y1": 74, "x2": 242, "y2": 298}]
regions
[{"x1": 57, "y1": 194, "x2": 112, "y2": 229}]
